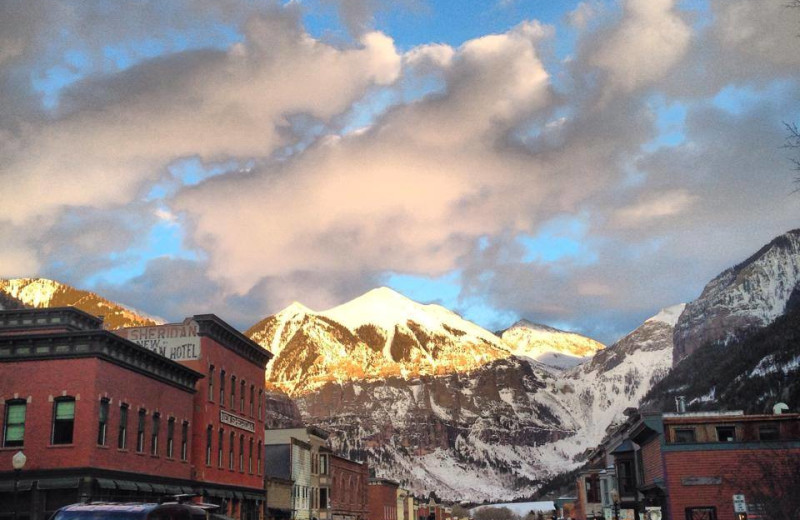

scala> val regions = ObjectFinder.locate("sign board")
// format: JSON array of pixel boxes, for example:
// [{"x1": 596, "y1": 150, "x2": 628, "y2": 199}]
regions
[
  {"x1": 682, "y1": 476, "x2": 722, "y2": 486},
  {"x1": 733, "y1": 495, "x2": 746, "y2": 513},
  {"x1": 220, "y1": 410, "x2": 256, "y2": 433},
  {"x1": 119, "y1": 321, "x2": 201, "y2": 361}
]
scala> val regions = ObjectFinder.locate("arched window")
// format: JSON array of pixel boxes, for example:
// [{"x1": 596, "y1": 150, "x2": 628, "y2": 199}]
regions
[
  {"x1": 52, "y1": 397, "x2": 76, "y2": 445},
  {"x1": 218, "y1": 428, "x2": 224, "y2": 467},
  {"x1": 206, "y1": 425, "x2": 213, "y2": 465},
  {"x1": 240, "y1": 380, "x2": 245, "y2": 412},
  {"x1": 230, "y1": 375, "x2": 236, "y2": 409},
  {"x1": 249, "y1": 437, "x2": 254, "y2": 473},
  {"x1": 229, "y1": 431, "x2": 235, "y2": 470},
  {"x1": 239, "y1": 434, "x2": 245, "y2": 471}
]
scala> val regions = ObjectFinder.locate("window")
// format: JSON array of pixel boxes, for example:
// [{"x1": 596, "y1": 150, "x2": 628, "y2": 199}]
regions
[
  {"x1": 209, "y1": 365, "x2": 215, "y2": 402},
  {"x1": 151, "y1": 412, "x2": 160, "y2": 455},
  {"x1": 167, "y1": 417, "x2": 175, "y2": 458},
  {"x1": 239, "y1": 434, "x2": 244, "y2": 471},
  {"x1": 3, "y1": 400, "x2": 26, "y2": 447},
  {"x1": 586, "y1": 474, "x2": 600, "y2": 503},
  {"x1": 716, "y1": 426, "x2": 735, "y2": 442},
  {"x1": 250, "y1": 385, "x2": 255, "y2": 416},
  {"x1": 240, "y1": 380, "x2": 245, "y2": 412},
  {"x1": 231, "y1": 375, "x2": 236, "y2": 408},
  {"x1": 616, "y1": 459, "x2": 636, "y2": 495},
  {"x1": 320, "y1": 487, "x2": 328, "y2": 509},
  {"x1": 52, "y1": 397, "x2": 76, "y2": 445},
  {"x1": 258, "y1": 389, "x2": 263, "y2": 420},
  {"x1": 320, "y1": 454, "x2": 328, "y2": 475},
  {"x1": 229, "y1": 431, "x2": 235, "y2": 469},
  {"x1": 218, "y1": 428, "x2": 224, "y2": 467},
  {"x1": 136, "y1": 409, "x2": 146, "y2": 452},
  {"x1": 181, "y1": 421, "x2": 189, "y2": 460},
  {"x1": 257, "y1": 440, "x2": 262, "y2": 474},
  {"x1": 674, "y1": 428, "x2": 696, "y2": 443},
  {"x1": 220, "y1": 370, "x2": 226, "y2": 405},
  {"x1": 118, "y1": 404, "x2": 129, "y2": 449},
  {"x1": 686, "y1": 507, "x2": 717, "y2": 520},
  {"x1": 758, "y1": 425, "x2": 780, "y2": 441},
  {"x1": 249, "y1": 437, "x2": 253, "y2": 473},
  {"x1": 206, "y1": 425, "x2": 213, "y2": 465},
  {"x1": 97, "y1": 398, "x2": 109, "y2": 446}
]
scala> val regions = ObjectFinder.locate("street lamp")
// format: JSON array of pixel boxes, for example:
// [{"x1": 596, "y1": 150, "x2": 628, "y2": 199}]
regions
[
  {"x1": 609, "y1": 490, "x2": 620, "y2": 520},
  {"x1": 12, "y1": 450, "x2": 27, "y2": 520}
]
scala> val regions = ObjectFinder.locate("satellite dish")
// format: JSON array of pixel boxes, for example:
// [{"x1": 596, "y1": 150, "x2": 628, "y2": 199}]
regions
[{"x1": 773, "y1": 402, "x2": 789, "y2": 415}]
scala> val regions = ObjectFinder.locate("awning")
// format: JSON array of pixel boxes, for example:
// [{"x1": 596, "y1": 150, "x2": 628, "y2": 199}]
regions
[
  {"x1": 96, "y1": 478, "x2": 117, "y2": 489},
  {"x1": 181, "y1": 485, "x2": 194, "y2": 494},
  {"x1": 0, "y1": 480, "x2": 33, "y2": 492},
  {"x1": 245, "y1": 492, "x2": 264, "y2": 501},
  {"x1": 152, "y1": 483, "x2": 167, "y2": 493},
  {"x1": 116, "y1": 480, "x2": 138, "y2": 491},
  {"x1": 233, "y1": 491, "x2": 244, "y2": 499},
  {"x1": 136, "y1": 482, "x2": 153, "y2": 492},
  {"x1": 38, "y1": 477, "x2": 80, "y2": 489},
  {"x1": 165, "y1": 485, "x2": 183, "y2": 494}
]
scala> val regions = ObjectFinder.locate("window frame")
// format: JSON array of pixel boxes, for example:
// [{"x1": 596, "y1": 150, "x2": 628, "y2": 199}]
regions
[
  {"x1": 674, "y1": 428, "x2": 696, "y2": 443},
  {"x1": 180, "y1": 420, "x2": 189, "y2": 461},
  {"x1": 715, "y1": 425, "x2": 736, "y2": 442},
  {"x1": 97, "y1": 398, "x2": 110, "y2": 446},
  {"x1": 3, "y1": 399, "x2": 26, "y2": 448},
  {"x1": 136, "y1": 408, "x2": 146, "y2": 453},
  {"x1": 167, "y1": 417, "x2": 175, "y2": 458},
  {"x1": 219, "y1": 370, "x2": 226, "y2": 406},
  {"x1": 52, "y1": 396, "x2": 76, "y2": 445},
  {"x1": 118, "y1": 403, "x2": 129, "y2": 450},
  {"x1": 208, "y1": 364, "x2": 215, "y2": 402},
  {"x1": 150, "y1": 412, "x2": 160, "y2": 456}
]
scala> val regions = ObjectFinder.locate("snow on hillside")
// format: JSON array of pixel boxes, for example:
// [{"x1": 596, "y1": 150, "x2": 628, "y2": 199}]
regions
[{"x1": 500, "y1": 319, "x2": 605, "y2": 371}]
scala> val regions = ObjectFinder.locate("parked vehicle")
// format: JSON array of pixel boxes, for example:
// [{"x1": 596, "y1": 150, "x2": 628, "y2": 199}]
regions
[{"x1": 52, "y1": 500, "x2": 217, "y2": 520}]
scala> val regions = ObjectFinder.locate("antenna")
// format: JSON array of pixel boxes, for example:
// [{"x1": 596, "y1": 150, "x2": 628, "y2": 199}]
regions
[{"x1": 675, "y1": 396, "x2": 686, "y2": 414}]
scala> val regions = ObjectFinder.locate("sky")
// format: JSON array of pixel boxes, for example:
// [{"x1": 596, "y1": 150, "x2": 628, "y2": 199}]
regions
[{"x1": 0, "y1": 0, "x2": 799, "y2": 344}]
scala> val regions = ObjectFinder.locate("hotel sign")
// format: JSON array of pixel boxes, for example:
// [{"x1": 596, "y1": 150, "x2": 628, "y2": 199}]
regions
[
  {"x1": 119, "y1": 321, "x2": 201, "y2": 361},
  {"x1": 220, "y1": 410, "x2": 256, "y2": 433}
]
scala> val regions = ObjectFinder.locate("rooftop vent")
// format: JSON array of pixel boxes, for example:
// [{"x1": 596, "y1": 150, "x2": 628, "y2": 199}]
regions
[{"x1": 675, "y1": 396, "x2": 686, "y2": 414}]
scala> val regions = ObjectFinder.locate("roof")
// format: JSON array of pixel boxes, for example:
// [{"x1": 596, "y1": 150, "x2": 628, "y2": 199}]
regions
[
  {"x1": 0, "y1": 307, "x2": 104, "y2": 334},
  {"x1": 611, "y1": 440, "x2": 635, "y2": 454},
  {"x1": 193, "y1": 314, "x2": 273, "y2": 367}
]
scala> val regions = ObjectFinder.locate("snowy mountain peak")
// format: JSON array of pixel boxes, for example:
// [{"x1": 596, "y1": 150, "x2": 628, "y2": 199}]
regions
[
  {"x1": 504, "y1": 319, "x2": 560, "y2": 334},
  {"x1": 645, "y1": 303, "x2": 686, "y2": 327},
  {"x1": 500, "y1": 319, "x2": 605, "y2": 370},
  {"x1": 281, "y1": 301, "x2": 315, "y2": 317}
]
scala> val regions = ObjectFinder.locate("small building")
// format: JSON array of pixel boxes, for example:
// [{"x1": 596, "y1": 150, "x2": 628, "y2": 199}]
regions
[{"x1": 368, "y1": 478, "x2": 399, "y2": 520}]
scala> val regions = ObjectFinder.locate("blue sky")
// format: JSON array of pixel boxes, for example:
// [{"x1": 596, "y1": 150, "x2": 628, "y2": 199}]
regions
[{"x1": 1, "y1": 0, "x2": 799, "y2": 343}]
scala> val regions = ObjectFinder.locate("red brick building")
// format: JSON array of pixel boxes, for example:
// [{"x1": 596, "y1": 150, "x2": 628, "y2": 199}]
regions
[
  {"x1": 0, "y1": 307, "x2": 272, "y2": 520},
  {"x1": 367, "y1": 479, "x2": 398, "y2": 520},
  {"x1": 575, "y1": 409, "x2": 800, "y2": 520},
  {"x1": 329, "y1": 452, "x2": 368, "y2": 520}
]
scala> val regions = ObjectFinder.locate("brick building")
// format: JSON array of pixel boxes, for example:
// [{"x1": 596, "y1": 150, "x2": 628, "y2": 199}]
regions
[
  {"x1": 330, "y1": 452, "x2": 368, "y2": 520},
  {"x1": 117, "y1": 315, "x2": 272, "y2": 518},
  {"x1": 0, "y1": 307, "x2": 272, "y2": 520},
  {"x1": 574, "y1": 409, "x2": 800, "y2": 520},
  {"x1": 368, "y1": 479, "x2": 398, "y2": 520}
]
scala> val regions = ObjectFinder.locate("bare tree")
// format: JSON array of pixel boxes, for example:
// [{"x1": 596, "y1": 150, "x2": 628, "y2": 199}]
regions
[
  {"x1": 787, "y1": 122, "x2": 800, "y2": 190},
  {"x1": 723, "y1": 451, "x2": 800, "y2": 520},
  {"x1": 473, "y1": 507, "x2": 520, "y2": 520}
]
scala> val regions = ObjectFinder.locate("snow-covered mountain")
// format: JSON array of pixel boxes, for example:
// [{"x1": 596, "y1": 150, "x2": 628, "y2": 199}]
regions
[
  {"x1": 673, "y1": 229, "x2": 800, "y2": 364},
  {"x1": 0, "y1": 278, "x2": 162, "y2": 329},
  {"x1": 247, "y1": 288, "x2": 678, "y2": 501},
  {"x1": 246, "y1": 287, "x2": 512, "y2": 395},
  {"x1": 500, "y1": 320, "x2": 605, "y2": 371}
]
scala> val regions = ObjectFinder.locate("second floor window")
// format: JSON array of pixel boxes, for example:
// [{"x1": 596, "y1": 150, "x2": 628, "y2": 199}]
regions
[
  {"x1": 239, "y1": 434, "x2": 244, "y2": 471},
  {"x1": 167, "y1": 417, "x2": 175, "y2": 458},
  {"x1": 206, "y1": 425, "x2": 213, "y2": 465},
  {"x1": 220, "y1": 370, "x2": 226, "y2": 405},
  {"x1": 250, "y1": 385, "x2": 255, "y2": 416},
  {"x1": 97, "y1": 398, "x2": 109, "y2": 446},
  {"x1": 151, "y1": 413, "x2": 160, "y2": 455},
  {"x1": 118, "y1": 404, "x2": 128, "y2": 449},
  {"x1": 229, "y1": 431, "x2": 235, "y2": 470},
  {"x1": 52, "y1": 397, "x2": 76, "y2": 445},
  {"x1": 257, "y1": 441, "x2": 262, "y2": 474},
  {"x1": 240, "y1": 380, "x2": 245, "y2": 412},
  {"x1": 218, "y1": 428, "x2": 224, "y2": 467},
  {"x1": 136, "y1": 409, "x2": 146, "y2": 452},
  {"x1": 230, "y1": 376, "x2": 236, "y2": 409},
  {"x1": 181, "y1": 421, "x2": 189, "y2": 461},
  {"x1": 3, "y1": 400, "x2": 26, "y2": 448}
]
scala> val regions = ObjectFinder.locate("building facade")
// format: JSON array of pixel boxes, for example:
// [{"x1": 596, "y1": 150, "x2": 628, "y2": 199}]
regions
[
  {"x1": 0, "y1": 307, "x2": 272, "y2": 520},
  {"x1": 574, "y1": 408, "x2": 800, "y2": 520},
  {"x1": 367, "y1": 479, "x2": 398, "y2": 520},
  {"x1": 329, "y1": 452, "x2": 368, "y2": 520}
]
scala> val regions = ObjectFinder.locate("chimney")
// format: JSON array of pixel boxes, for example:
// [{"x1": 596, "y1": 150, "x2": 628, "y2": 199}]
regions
[{"x1": 675, "y1": 396, "x2": 686, "y2": 414}]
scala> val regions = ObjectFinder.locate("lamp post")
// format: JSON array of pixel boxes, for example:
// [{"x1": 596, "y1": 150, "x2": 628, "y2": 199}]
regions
[
  {"x1": 12, "y1": 450, "x2": 27, "y2": 520},
  {"x1": 610, "y1": 490, "x2": 620, "y2": 520}
]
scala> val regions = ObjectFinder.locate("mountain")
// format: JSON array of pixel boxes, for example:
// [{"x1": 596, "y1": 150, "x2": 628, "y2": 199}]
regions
[
  {"x1": 499, "y1": 320, "x2": 605, "y2": 371},
  {"x1": 673, "y1": 229, "x2": 800, "y2": 364},
  {"x1": 246, "y1": 287, "x2": 512, "y2": 395},
  {"x1": 0, "y1": 278, "x2": 161, "y2": 329},
  {"x1": 248, "y1": 288, "x2": 675, "y2": 501},
  {"x1": 644, "y1": 305, "x2": 800, "y2": 414}
]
